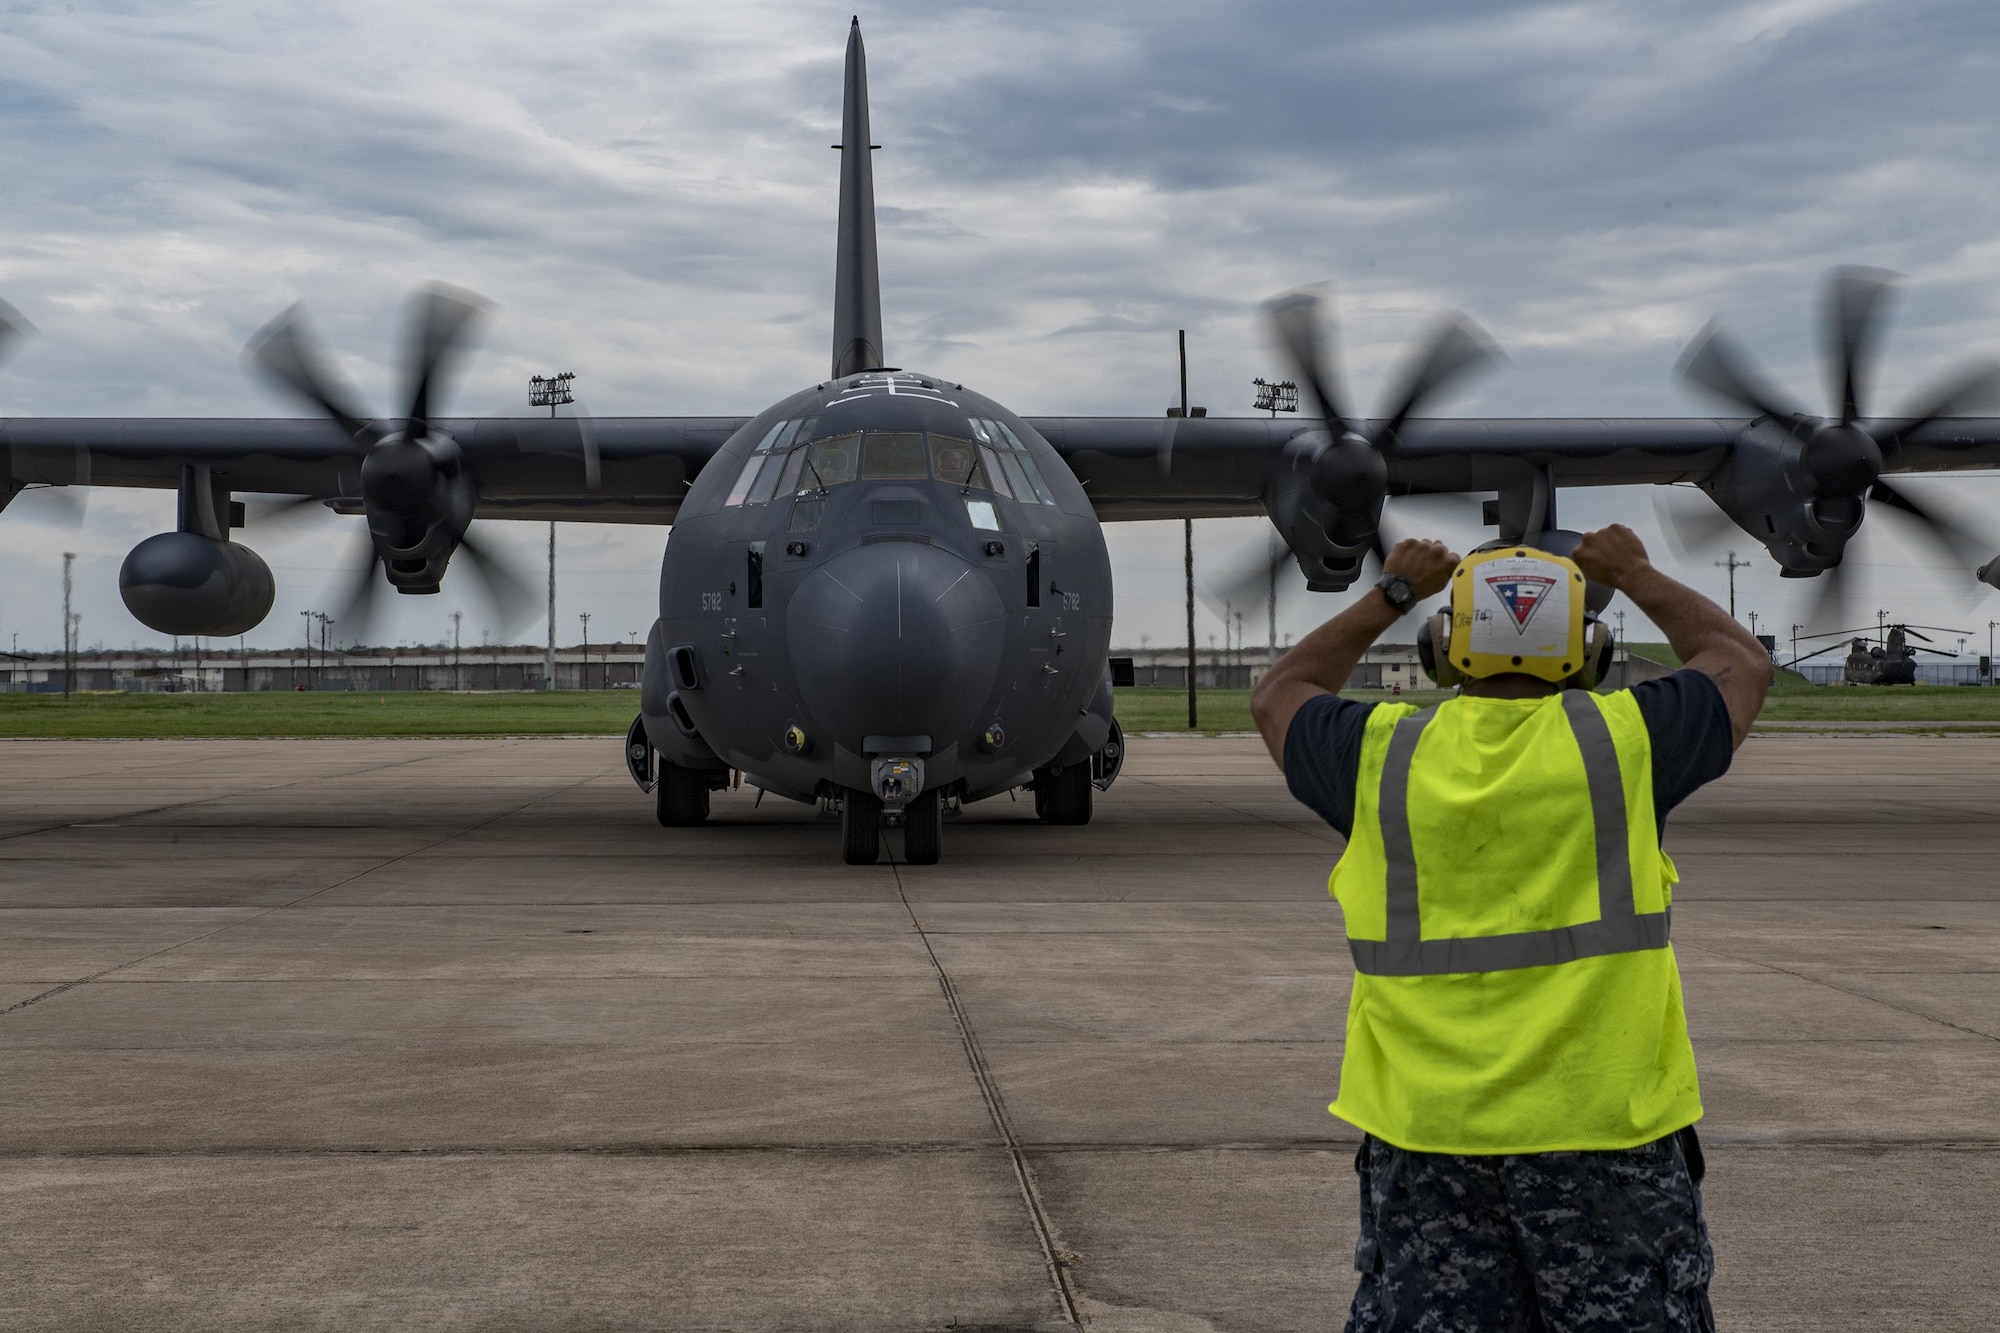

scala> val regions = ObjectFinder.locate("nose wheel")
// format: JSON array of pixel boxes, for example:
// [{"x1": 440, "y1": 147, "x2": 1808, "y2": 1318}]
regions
[
  {"x1": 842, "y1": 788, "x2": 882, "y2": 865},
  {"x1": 902, "y1": 789, "x2": 941, "y2": 866}
]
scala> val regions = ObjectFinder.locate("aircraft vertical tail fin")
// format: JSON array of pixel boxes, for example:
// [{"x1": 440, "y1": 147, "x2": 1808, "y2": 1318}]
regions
[{"x1": 831, "y1": 17, "x2": 884, "y2": 379}]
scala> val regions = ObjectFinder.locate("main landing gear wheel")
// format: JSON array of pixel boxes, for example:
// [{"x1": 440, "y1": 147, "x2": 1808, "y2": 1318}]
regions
[
  {"x1": 1034, "y1": 762, "x2": 1093, "y2": 825},
  {"x1": 656, "y1": 760, "x2": 711, "y2": 827},
  {"x1": 902, "y1": 788, "x2": 941, "y2": 866},
  {"x1": 842, "y1": 787, "x2": 882, "y2": 865}
]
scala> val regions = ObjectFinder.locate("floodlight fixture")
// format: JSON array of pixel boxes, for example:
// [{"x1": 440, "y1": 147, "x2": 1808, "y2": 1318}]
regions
[
  {"x1": 530, "y1": 371, "x2": 576, "y2": 415},
  {"x1": 1252, "y1": 377, "x2": 1299, "y2": 417}
]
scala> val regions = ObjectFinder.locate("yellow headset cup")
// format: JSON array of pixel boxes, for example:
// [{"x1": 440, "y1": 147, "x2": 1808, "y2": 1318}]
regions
[{"x1": 1442, "y1": 547, "x2": 1590, "y2": 684}]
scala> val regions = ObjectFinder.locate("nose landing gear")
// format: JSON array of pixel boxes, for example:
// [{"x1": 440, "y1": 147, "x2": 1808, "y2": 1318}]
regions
[{"x1": 838, "y1": 785, "x2": 943, "y2": 865}]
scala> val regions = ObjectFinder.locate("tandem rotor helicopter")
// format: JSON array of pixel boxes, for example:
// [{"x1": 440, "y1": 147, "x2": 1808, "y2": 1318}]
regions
[
  {"x1": 8, "y1": 19, "x2": 2000, "y2": 863},
  {"x1": 1784, "y1": 623, "x2": 1973, "y2": 686}
]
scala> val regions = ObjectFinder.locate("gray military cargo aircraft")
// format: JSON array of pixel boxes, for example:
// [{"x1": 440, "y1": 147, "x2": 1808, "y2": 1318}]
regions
[{"x1": 7, "y1": 18, "x2": 2000, "y2": 863}]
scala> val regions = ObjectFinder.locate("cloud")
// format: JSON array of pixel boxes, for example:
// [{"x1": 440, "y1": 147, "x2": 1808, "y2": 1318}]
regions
[{"x1": 1, "y1": 0, "x2": 1998, "y2": 655}]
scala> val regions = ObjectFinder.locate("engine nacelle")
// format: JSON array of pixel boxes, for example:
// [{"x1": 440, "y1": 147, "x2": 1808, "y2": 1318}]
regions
[
  {"x1": 119, "y1": 532, "x2": 276, "y2": 636},
  {"x1": 1695, "y1": 418, "x2": 1861, "y2": 576}
]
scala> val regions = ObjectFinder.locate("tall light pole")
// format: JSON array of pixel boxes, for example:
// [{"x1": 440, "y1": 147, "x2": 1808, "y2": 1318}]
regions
[
  {"x1": 1714, "y1": 551, "x2": 1750, "y2": 621},
  {"x1": 1178, "y1": 330, "x2": 1196, "y2": 729},
  {"x1": 1266, "y1": 533, "x2": 1279, "y2": 667},
  {"x1": 531, "y1": 372, "x2": 575, "y2": 692},
  {"x1": 579, "y1": 612, "x2": 591, "y2": 690},
  {"x1": 61, "y1": 551, "x2": 75, "y2": 698},
  {"x1": 451, "y1": 610, "x2": 463, "y2": 691},
  {"x1": 1792, "y1": 623, "x2": 1804, "y2": 666}
]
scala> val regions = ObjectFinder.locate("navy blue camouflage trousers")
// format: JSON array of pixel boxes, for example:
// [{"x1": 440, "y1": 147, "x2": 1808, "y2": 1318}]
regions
[{"x1": 1345, "y1": 1126, "x2": 1716, "y2": 1332}]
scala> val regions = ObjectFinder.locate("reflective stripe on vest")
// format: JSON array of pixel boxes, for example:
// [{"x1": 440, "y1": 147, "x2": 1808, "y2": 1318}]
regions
[{"x1": 1348, "y1": 690, "x2": 1671, "y2": 977}]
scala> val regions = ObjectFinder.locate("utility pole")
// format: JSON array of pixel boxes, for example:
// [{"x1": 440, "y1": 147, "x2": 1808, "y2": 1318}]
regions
[
  {"x1": 579, "y1": 612, "x2": 592, "y2": 690},
  {"x1": 1179, "y1": 328, "x2": 1196, "y2": 730},
  {"x1": 1792, "y1": 623, "x2": 1804, "y2": 665},
  {"x1": 61, "y1": 552, "x2": 74, "y2": 698},
  {"x1": 1713, "y1": 551, "x2": 1750, "y2": 621},
  {"x1": 1234, "y1": 610, "x2": 1244, "y2": 672},
  {"x1": 546, "y1": 524, "x2": 557, "y2": 690},
  {"x1": 1267, "y1": 533, "x2": 1279, "y2": 667},
  {"x1": 451, "y1": 611, "x2": 463, "y2": 691},
  {"x1": 300, "y1": 609, "x2": 313, "y2": 689},
  {"x1": 313, "y1": 612, "x2": 333, "y2": 690},
  {"x1": 1748, "y1": 610, "x2": 1760, "y2": 641}
]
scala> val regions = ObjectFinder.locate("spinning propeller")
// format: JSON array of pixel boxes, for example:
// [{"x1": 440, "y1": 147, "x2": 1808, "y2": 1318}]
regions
[
  {"x1": 1265, "y1": 288, "x2": 1503, "y2": 558},
  {"x1": 0, "y1": 299, "x2": 89, "y2": 530},
  {"x1": 246, "y1": 285, "x2": 538, "y2": 641},
  {"x1": 1673, "y1": 266, "x2": 2000, "y2": 625}
]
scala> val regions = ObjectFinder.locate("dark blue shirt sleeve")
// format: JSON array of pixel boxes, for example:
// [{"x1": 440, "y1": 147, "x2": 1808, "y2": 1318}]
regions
[
  {"x1": 1282, "y1": 694, "x2": 1379, "y2": 838},
  {"x1": 1630, "y1": 668, "x2": 1735, "y2": 833}
]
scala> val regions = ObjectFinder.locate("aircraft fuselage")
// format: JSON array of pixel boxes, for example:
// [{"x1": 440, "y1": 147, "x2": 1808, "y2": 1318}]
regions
[{"x1": 642, "y1": 369, "x2": 1115, "y2": 813}]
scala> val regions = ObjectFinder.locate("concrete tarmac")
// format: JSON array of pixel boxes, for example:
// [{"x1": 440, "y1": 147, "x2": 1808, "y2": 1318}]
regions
[{"x1": 1, "y1": 733, "x2": 1996, "y2": 1331}]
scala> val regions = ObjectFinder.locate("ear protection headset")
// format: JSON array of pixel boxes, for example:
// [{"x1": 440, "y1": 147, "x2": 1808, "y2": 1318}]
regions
[{"x1": 1416, "y1": 545, "x2": 1614, "y2": 691}]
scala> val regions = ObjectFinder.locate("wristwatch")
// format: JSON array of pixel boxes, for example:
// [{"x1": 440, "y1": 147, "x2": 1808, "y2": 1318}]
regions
[{"x1": 1374, "y1": 572, "x2": 1416, "y2": 613}]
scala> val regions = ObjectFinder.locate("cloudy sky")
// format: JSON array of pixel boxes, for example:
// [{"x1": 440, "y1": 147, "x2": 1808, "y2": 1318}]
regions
[{"x1": 4, "y1": 0, "x2": 2000, "y2": 659}]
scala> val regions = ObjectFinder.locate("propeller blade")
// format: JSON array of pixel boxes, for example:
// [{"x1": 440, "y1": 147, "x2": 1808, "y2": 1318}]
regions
[
  {"x1": 329, "y1": 543, "x2": 389, "y2": 645},
  {"x1": 1867, "y1": 479, "x2": 1993, "y2": 573},
  {"x1": 1652, "y1": 486, "x2": 1739, "y2": 559},
  {"x1": 1804, "y1": 563, "x2": 1854, "y2": 636},
  {"x1": 1676, "y1": 318, "x2": 1799, "y2": 422},
  {"x1": 1821, "y1": 266, "x2": 1901, "y2": 424},
  {"x1": 1376, "y1": 313, "x2": 1505, "y2": 450},
  {"x1": 1265, "y1": 289, "x2": 1351, "y2": 430},
  {"x1": 1154, "y1": 415, "x2": 1179, "y2": 477},
  {"x1": 453, "y1": 525, "x2": 538, "y2": 635},
  {"x1": 570, "y1": 403, "x2": 601, "y2": 491},
  {"x1": 403, "y1": 284, "x2": 490, "y2": 438},
  {"x1": 1196, "y1": 531, "x2": 1300, "y2": 624},
  {"x1": 0, "y1": 297, "x2": 36, "y2": 365},
  {"x1": 247, "y1": 306, "x2": 380, "y2": 446},
  {"x1": 1878, "y1": 359, "x2": 2000, "y2": 444}
]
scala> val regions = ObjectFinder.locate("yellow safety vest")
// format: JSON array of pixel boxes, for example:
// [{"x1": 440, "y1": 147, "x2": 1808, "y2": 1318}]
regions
[{"x1": 1328, "y1": 689, "x2": 1701, "y2": 1154}]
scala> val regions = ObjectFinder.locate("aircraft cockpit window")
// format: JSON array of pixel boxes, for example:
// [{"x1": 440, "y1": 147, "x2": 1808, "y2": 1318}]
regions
[
  {"x1": 861, "y1": 431, "x2": 929, "y2": 480},
  {"x1": 800, "y1": 433, "x2": 860, "y2": 491},
  {"x1": 977, "y1": 445, "x2": 1014, "y2": 499},
  {"x1": 727, "y1": 417, "x2": 823, "y2": 506},
  {"x1": 929, "y1": 435, "x2": 987, "y2": 490},
  {"x1": 1013, "y1": 452, "x2": 1057, "y2": 505},
  {"x1": 967, "y1": 417, "x2": 1054, "y2": 504},
  {"x1": 725, "y1": 454, "x2": 766, "y2": 507},
  {"x1": 753, "y1": 416, "x2": 815, "y2": 454}
]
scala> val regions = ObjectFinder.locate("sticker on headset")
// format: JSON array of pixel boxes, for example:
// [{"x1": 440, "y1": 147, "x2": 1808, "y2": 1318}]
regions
[{"x1": 1467, "y1": 556, "x2": 1572, "y2": 658}]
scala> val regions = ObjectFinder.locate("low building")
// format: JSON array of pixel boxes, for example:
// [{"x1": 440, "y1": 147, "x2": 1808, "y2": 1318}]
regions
[{"x1": 1, "y1": 644, "x2": 645, "y2": 693}]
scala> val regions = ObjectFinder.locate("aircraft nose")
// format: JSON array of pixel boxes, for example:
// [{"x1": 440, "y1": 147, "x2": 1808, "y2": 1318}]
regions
[{"x1": 786, "y1": 541, "x2": 1005, "y2": 749}]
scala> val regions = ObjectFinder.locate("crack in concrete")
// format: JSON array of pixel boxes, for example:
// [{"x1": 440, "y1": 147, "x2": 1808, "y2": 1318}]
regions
[{"x1": 888, "y1": 851, "x2": 1084, "y2": 1332}]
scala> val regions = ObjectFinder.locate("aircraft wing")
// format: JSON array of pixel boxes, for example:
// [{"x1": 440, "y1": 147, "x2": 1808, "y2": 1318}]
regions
[
  {"x1": 1031, "y1": 414, "x2": 2000, "y2": 523},
  {"x1": 2, "y1": 416, "x2": 750, "y2": 525}
]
